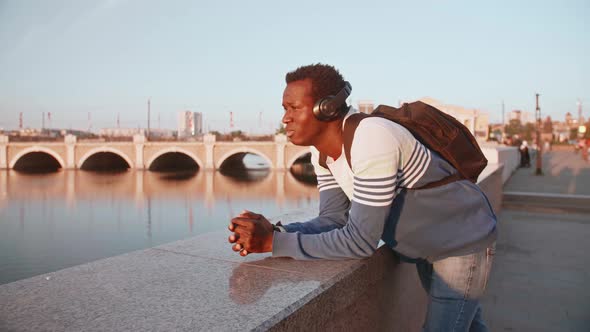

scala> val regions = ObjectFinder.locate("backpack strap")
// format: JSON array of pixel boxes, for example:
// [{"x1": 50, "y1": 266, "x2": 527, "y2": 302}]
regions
[
  {"x1": 342, "y1": 113, "x2": 371, "y2": 169},
  {"x1": 318, "y1": 112, "x2": 369, "y2": 170},
  {"x1": 413, "y1": 173, "x2": 463, "y2": 190}
]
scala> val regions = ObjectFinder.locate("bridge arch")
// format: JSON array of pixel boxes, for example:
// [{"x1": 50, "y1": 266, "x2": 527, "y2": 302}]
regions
[
  {"x1": 146, "y1": 147, "x2": 204, "y2": 170},
  {"x1": 216, "y1": 147, "x2": 273, "y2": 169},
  {"x1": 9, "y1": 146, "x2": 66, "y2": 169},
  {"x1": 285, "y1": 149, "x2": 313, "y2": 169},
  {"x1": 78, "y1": 147, "x2": 134, "y2": 169}
]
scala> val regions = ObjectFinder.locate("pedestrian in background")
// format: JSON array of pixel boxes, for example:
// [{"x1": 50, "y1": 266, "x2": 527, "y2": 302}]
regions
[{"x1": 520, "y1": 140, "x2": 531, "y2": 167}]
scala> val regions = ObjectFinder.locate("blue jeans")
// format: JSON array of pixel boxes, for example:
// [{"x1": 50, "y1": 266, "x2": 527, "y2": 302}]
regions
[{"x1": 416, "y1": 244, "x2": 495, "y2": 332}]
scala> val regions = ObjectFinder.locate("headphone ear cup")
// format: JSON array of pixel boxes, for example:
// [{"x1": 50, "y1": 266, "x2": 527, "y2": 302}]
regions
[
  {"x1": 313, "y1": 96, "x2": 339, "y2": 122},
  {"x1": 312, "y1": 81, "x2": 352, "y2": 121},
  {"x1": 313, "y1": 97, "x2": 328, "y2": 121}
]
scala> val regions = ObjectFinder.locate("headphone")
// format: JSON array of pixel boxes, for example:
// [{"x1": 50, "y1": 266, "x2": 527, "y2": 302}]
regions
[{"x1": 312, "y1": 81, "x2": 352, "y2": 121}]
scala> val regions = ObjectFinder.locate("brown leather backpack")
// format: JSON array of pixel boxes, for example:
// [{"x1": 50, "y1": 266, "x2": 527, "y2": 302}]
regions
[{"x1": 320, "y1": 101, "x2": 488, "y2": 189}]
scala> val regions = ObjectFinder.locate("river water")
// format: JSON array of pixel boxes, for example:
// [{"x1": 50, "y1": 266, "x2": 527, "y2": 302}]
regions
[{"x1": 0, "y1": 166, "x2": 318, "y2": 285}]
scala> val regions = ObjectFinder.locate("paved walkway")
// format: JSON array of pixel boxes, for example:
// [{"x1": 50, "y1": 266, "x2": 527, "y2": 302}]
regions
[
  {"x1": 481, "y1": 149, "x2": 590, "y2": 332},
  {"x1": 503, "y1": 148, "x2": 590, "y2": 195}
]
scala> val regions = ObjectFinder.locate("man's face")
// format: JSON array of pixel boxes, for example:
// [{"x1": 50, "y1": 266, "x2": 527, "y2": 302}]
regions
[{"x1": 281, "y1": 79, "x2": 324, "y2": 146}]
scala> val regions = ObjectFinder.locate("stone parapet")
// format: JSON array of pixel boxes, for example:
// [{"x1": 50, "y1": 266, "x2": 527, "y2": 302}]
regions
[
  {"x1": 481, "y1": 146, "x2": 519, "y2": 184},
  {"x1": 0, "y1": 220, "x2": 427, "y2": 331},
  {"x1": 477, "y1": 163, "x2": 504, "y2": 213}
]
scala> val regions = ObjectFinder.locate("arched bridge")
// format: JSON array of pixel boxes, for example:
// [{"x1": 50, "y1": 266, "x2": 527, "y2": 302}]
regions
[{"x1": 0, "y1": 134, "x2": 311, "y2": 171}]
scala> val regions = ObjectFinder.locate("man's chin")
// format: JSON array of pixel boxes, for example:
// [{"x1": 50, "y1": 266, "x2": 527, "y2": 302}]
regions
[{"x1": 288, "y1": 136, "x2": 311, "y2": 146}]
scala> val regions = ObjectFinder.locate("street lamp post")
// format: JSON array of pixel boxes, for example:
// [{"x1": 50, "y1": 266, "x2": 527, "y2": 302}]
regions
[{"x1": 535, "y1": 93, "x2": 543, "y2": 175}]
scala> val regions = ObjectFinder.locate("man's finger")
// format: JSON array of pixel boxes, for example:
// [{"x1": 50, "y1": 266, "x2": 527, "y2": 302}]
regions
[
  {"x1": 228, "y1": 223, "x2": 235, "y2": 231},
  {"x1": 240, "y1": 249, "x2": 249, "y2": 257},
  {"x1": 228, "y1": 233, "x2": 239, "y2": 243},
  {"x1": 239, "y1": 210, "x2": 262, "y2": 219},
  {"x1": 232, "y1": 243, "x2": 242, "y2": 252},
  {"x1": 231, "y1": 218, "x2": 257, "y2": 227}
]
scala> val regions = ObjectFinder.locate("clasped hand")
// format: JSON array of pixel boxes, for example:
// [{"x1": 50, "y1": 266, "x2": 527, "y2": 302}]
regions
[{"x1": 228, "y1": 210, "x2": 274, "y2": 257}]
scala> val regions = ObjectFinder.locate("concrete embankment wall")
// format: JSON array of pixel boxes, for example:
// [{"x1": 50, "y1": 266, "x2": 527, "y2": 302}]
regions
[
  {"x1": 0, "y1": 148, "x2": 517, "y2": 332},
  {"x1": 481, "y1": 146, "x2": 519, "y2": 184}
]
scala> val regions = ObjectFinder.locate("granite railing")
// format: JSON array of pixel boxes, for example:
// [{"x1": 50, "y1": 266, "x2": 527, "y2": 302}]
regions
[
  {"x1": 0, "y1": 150, "x2": 513, "y2": 332},
  {"x1": 481, "y1": 146, "x2": 519, "y2": 184}
]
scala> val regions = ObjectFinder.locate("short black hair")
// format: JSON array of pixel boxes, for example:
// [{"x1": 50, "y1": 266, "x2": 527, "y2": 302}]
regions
[{"x1": 285, "y1": 63, "x2": 347, "y2": 103}]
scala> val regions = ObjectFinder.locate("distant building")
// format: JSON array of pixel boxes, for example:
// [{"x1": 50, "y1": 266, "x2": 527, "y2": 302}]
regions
[
  {"x1": 417, "y1": 97, "x2": 490, "y2": 140},
  {"x1": 99, "y1": 128, "x2": 145, "y2": 137},
  {"x1": 14, "y1": 128, "x2": 66, "y2": 138},
  {"x1": 509, "y1": 110, "x2": 521, "y2": 122},
  {"x1": 15, "y1": 128, "x2": 43, "y2": 137},
  {"x1": 178, "y1": 111, "x2": 203, "y2": 138},
  {"x1": 99, "y1": 127, "x2": 175, "y2": 139},
  {"x1": 565, "y1": 112, "x2": 574, "y2": 126},
  {"x1": 509, "y1": 110, "x2": 535, "y2": 124},
  {"x1": 552, "y1": 121, "x2": 571, "y2": 142},
  {"x1": 357, "y1": 100, "x2": 374, "y2": 114},
  {"x1": 148, "y1": 128, "x2": 175, "y2": 138}
]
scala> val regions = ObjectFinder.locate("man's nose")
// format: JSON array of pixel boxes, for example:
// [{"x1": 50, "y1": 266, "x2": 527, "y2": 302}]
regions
[{"x1": 281, "y1": 111, "x2": 291, "y2": 124}]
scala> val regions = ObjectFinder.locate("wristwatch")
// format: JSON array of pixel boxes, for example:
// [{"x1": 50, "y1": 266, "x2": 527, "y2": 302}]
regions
[{"x1": 272, "y1": 223, "x2": 286, "y2": 233}]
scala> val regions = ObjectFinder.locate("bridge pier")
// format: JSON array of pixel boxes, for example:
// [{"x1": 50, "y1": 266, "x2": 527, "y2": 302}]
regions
[
  {"x1": 204, "y1": 134, "x2": 215, "y2": 170},
  {"x1": 274, "y1": 134, "x2": 287, "y2": 170},
  {"x1": 0, "y1": 135, "x2": 7, "y2": 169},
  {"x1": 133, "y1": 134, "x2": 146, "y2": 169},
  {"x1": 65, "y1": 134, "x2": 77, "y2": 169}
]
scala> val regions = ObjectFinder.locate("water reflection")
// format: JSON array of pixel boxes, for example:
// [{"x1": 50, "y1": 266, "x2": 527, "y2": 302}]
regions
[
  {"x1": 0, "y1": 169, "x2": 318, "y2": 285},
  {"x1": 156, "y1": 170, "x2": 198, "y2": 181}
]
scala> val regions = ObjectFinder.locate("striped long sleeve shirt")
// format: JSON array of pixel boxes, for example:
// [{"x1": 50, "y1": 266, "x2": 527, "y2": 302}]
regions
[{"x1": 272, "y1": 109, "x2": 497, "y2": 261}]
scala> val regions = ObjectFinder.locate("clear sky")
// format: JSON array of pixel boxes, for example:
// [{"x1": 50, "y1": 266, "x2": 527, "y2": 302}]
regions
[{"x1": 0, "y1": 0, "x2": 588, "y2": 134}]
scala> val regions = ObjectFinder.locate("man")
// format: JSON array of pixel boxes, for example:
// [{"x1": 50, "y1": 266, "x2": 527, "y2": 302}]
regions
[
  {"x1": 228, "y1": 64, "x2": 497, "y2": 331},
  {"x1": 520, "y1": 140, "x2": 531, "y2": 167}
]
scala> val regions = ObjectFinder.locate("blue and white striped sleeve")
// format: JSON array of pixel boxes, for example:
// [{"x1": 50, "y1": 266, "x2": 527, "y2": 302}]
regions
[
  {"x1": 273, "y1": 121, "x2": 400, "y2": 260},
  {"x1": 282, "y1": 147, "x2": 350, "y2": 235},
  {"x1": 397, "y1": 140, "x2": 431, "y2": 188}
]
